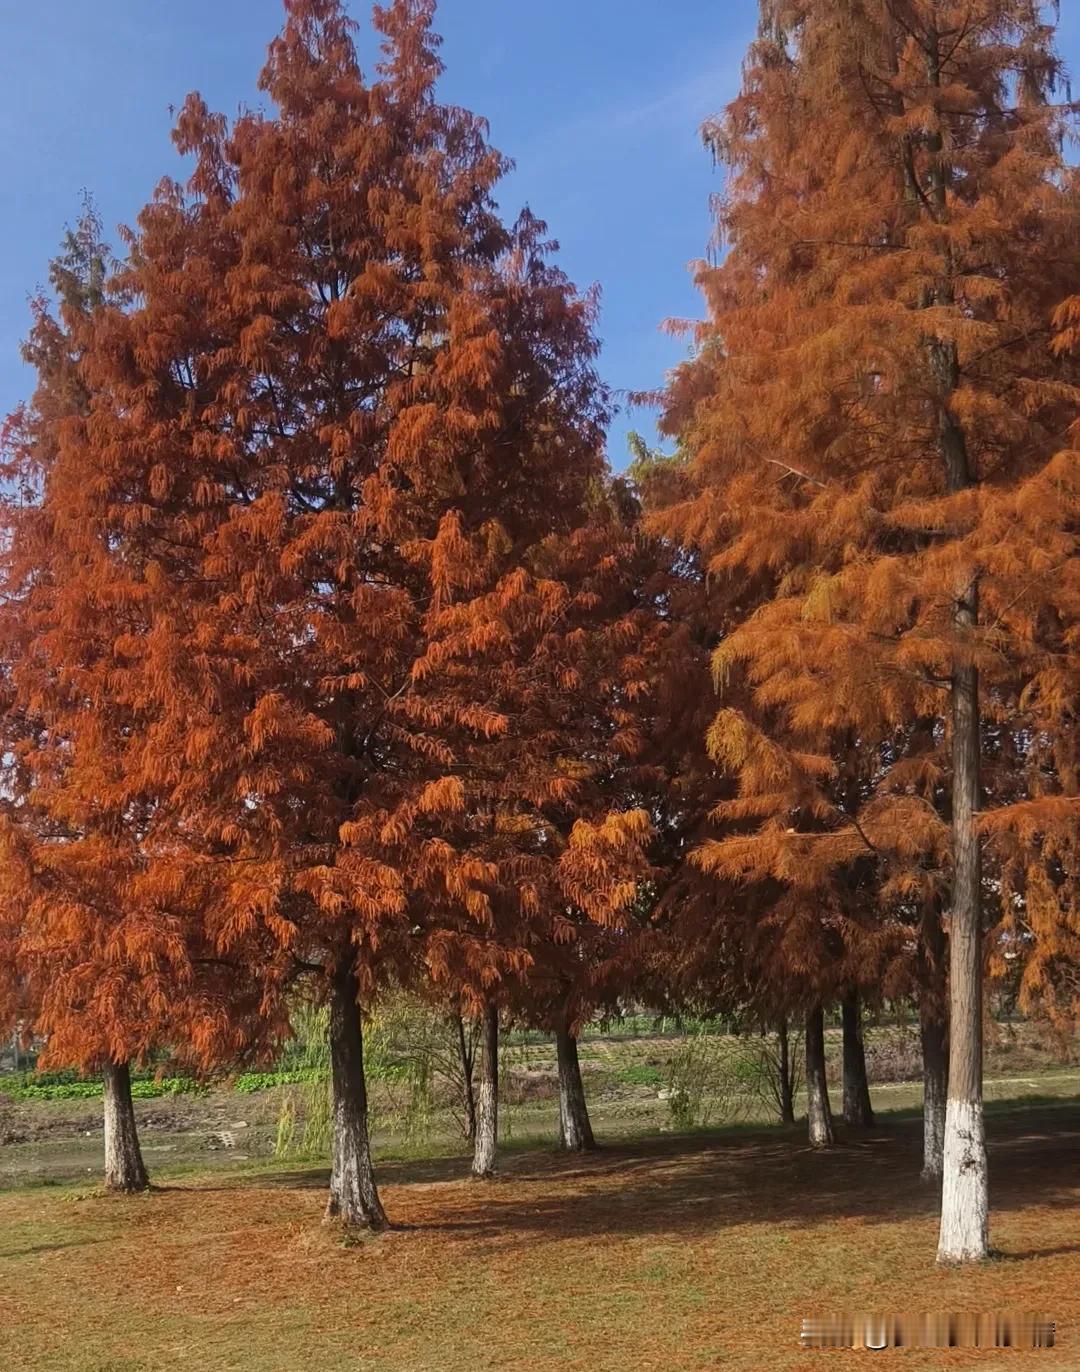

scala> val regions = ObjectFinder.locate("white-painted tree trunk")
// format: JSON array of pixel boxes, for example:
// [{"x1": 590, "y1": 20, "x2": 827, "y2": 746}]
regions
[
  {"x1": 805, "y1": 1006, "x2": 835, "y2": 1148},
  {"x1": 920, "y1": 1002, "x2": 947, "y2": 1181},
  {"x1": 923, "y1": 12, "x2": 989, "y2": 1266},
  {"x1": 938, "y1": 1099, "x2": 989, "y2": 1261},
  {"x1": 936, "y1": 570, "x2": 989, "y2": 1263},
  {"x1": 918, "y1": 897, "x2": 948, "y2": 1181}
]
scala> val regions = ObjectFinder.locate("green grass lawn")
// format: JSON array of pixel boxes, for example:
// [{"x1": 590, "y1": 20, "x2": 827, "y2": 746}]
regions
[{"x1": 0, "y1": 1091, "x2": 1077, "y2": 1371}]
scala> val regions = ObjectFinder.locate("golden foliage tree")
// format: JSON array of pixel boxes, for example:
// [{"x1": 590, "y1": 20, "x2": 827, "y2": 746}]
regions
[{"x1": 650, "y1": 0, "x2": 1079, "y2": 1260}]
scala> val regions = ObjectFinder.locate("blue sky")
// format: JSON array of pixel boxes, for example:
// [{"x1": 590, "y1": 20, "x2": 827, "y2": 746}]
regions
[{"x1": 1, "y1": 2, "x2": 1076, "y2": 468}]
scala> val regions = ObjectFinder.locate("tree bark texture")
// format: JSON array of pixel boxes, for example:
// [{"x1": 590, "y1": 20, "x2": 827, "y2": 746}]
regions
[
  {"x1": 325, "y1": 961, "x2": 388, "y2": 1230},
  {"x1": 102, "y1": 1060, "x2": 150, "y2": 1193},
  {"x1": 841, "y1": 992, "x2": 875, "y2": 1128},
  {"x1": 805, "y1": 1006, "x2": 835, "y2": 1148},
  {"x1": 556, "y1": 1020, "x2": 596, "y2": 1151},
  {"x1": 471, "y1": 1001, "x2": 499, "y2": 1179}
]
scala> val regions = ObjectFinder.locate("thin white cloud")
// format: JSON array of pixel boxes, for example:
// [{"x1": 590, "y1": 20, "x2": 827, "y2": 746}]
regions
[
  {"x1": 517, "y1": 45, "x2": 744, "y2": 171},
  {"x1": 602, "y1": 59, "x2": 738, "y2": 134}
]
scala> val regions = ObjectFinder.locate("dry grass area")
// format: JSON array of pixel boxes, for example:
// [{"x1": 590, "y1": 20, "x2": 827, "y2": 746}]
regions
[{"x1": 0, "y1": 1103, "x2": 1077, "y2": 1372}]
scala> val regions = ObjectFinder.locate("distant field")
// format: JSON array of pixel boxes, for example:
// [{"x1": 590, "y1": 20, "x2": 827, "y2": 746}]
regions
[{"x1": 1, "y1": 1023, "x2": 1075, "y2": 1188}]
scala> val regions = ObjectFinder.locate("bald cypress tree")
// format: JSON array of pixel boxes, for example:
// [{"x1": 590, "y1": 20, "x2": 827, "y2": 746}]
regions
[
  {"x1": 0, "y1": 207, "x2": 156, "y2": 1194},
  {"x1": 651, "y1": 0, "x2": 1079, "y2": 1264},
  {"x1": 2, "y1": 0, "x2": 620, "y2": 1230}
]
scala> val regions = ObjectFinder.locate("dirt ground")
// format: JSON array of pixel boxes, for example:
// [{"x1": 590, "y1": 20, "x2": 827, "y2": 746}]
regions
[
  {"x1": 0, "y1": 1096, "x2": 1077, "y2": 1372},
  {"x1": 0, "y1": 1085, "x2": 286, "y2": 1187}
]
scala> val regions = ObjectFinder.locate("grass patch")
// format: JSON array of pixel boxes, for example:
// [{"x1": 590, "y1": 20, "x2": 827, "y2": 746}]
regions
[
  {"x1": 612, "y1": 1063, "x2": 664, "y2": 1087},
  {"x1": 0, "y1": 1098, "x2": 1077, "y2": 1371}
]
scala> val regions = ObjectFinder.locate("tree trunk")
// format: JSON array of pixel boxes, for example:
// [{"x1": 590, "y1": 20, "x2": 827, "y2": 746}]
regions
[
  {"x1": 916, "y1": 11, "x2": 988, "y2": 1267},
  {"x1": 918, "y1": 901, "x2": 949, "y2": 1181},
  {"x1": 921, "y1": 999, "x2": 948, "y2": 1182},
  {"x1": 325, "y1": 961, "x2": 388, "y2": 1230},
  {"x1": 471, "y1": 1001, "x2": 499, "y2": 1179},
  {"x1": 937, "y1": 579, "x2": 989, "y2": 1261},
  {"x1": 555, "y1": 1020, "x2": 595, "y2": 1151},
  {"x1": 102, "y1": 1061, "x2": 150, "y2": 1193},
  {"x1": 455, "y1": 1013, "x2": 477, "y2": 1144},
  {"x1": 777, "y1": 1016, "x2": 796, "y2": 1125},
  {"x1": 805, "y1": 1006, "x2": 835, "y2": 1148},
  {"x1": 841, "y1": 992, "x2": 874, "y2": 1128}
]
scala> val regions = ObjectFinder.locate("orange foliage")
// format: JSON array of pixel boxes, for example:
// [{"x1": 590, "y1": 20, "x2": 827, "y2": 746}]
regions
[
  {"x1": 648, "y1": 0, "x2": 1080, "y2": 1019},
  {"x1": 0, "y1": 0, "x2": 661, "y2": 1090}
]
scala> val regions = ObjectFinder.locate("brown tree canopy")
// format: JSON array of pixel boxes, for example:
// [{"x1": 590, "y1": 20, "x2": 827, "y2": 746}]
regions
[
  {"x1": 0, "y1": 208, "x2": 257, "y2": 1079},
  {"x1": 648, "y1": 0, "x2": 1079, "y2": 1025}
]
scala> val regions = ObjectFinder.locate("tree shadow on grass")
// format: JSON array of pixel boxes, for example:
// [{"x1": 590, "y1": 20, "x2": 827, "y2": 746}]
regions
[
  {"x1": 998, "y1": 1243, "x2": 1080, "y2": 1261},
  {"x1": 400, "y1": 1101, "x2": 1080, "y2": 1248},
  {"x1": 177, "y1": 1148, "x2": 482, "y2": 1194},
  {"x1": 0, "y1": 1237, "x2": 104, "y2": 1259},
  {"x1": 185, "y1": 1099, "x2": 1079, "y2": 1251},
  {"x1": 226, "y1": 1152, "x2": 474, "y2": 1192}
]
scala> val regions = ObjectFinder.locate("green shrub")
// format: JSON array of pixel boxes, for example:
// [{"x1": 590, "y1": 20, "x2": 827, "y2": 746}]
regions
[
  {"x1": 10, "y1": 1081, "x2": 104, "y2": 1101},
  {"x1": 615, "y1": 1064, "x2": 663, "y2": 1087},
  {"x1": 665, "y1": 1030, "x2": 753, "y2": 1130},
  {"x1": 4, "y1": 1075, "x2": 206, "y2": 1102},
  {"x1": 235, "y1": 1069, "x2": 325, "y2": 1093}
]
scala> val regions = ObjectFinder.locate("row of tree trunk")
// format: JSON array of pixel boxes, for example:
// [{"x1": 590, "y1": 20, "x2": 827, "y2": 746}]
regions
[
  {"x1": 96, "y1": 989, "x2": 948, "y2": 1222},
  {"x1": 806, "y1": 992, "x2": 947, "y2": 1183},
  {"x1": 468, "y1": 1006, "x2": 595, "y2": 1179}
]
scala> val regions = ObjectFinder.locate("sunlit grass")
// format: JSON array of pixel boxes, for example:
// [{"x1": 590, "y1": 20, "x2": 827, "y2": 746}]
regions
[{"x1": 0, "y1": 1098, "x2": 1076, "y2": 1371}]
